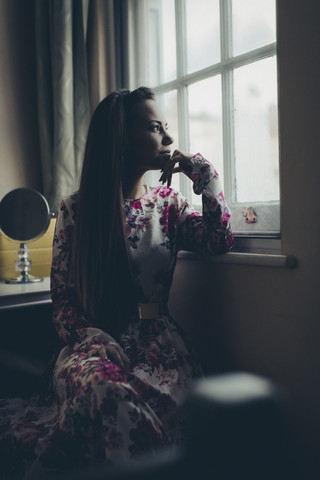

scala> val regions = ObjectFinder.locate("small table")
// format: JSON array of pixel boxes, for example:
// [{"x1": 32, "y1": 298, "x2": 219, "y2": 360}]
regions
[{"x1": 0, "y1": 277, "x2": 51, "y2": 311}]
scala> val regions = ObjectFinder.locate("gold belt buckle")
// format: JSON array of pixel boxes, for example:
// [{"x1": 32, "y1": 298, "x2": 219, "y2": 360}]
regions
[{"x1": 138, "y1": 303, "x2": 163, "y2": 319}]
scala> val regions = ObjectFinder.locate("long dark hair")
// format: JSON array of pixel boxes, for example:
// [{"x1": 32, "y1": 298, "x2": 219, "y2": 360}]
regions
[{"x1": 71, "y1": 87, "x2": 154, "y2": 337}]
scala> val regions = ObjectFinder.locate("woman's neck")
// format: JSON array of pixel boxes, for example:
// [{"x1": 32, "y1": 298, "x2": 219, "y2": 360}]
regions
[{"x1": 123, "y1": 173, "x2": 146, "y2": 200}]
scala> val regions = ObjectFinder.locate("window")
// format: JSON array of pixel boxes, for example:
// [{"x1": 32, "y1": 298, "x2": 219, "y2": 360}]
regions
[{"x1": 130, "y1": 0, "x2": 279, "y2": 239}]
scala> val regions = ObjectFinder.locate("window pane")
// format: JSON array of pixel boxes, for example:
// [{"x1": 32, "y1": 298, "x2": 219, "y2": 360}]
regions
[
  {"x1": 188, "y1": 76, "x2": 223, "y2": 205},
  {"x1": 157, "y1": 90, "x2": 180, "y2": 192},
  {"x1": 147, "y1": 0, "x2": 177, "y2": 86},
  {"x1": 233, "y1": 57, "x2": 279, "y2": 203},
  {"x1": 232, "y1": 0, "x2": 276, "y2": 56},
  {"x1": 186, "y1": 0, "x2": 220, "y2": 74}
]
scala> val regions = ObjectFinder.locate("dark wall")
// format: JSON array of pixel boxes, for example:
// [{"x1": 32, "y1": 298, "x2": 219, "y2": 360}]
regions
[{"x1": 0, "y1": 303, "x2": 58, "y2": 397}]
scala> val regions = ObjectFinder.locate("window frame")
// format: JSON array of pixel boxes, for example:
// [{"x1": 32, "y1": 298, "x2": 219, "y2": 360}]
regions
[{"x1": 130, "y1": 0, "x2": 280, "y2": 246}]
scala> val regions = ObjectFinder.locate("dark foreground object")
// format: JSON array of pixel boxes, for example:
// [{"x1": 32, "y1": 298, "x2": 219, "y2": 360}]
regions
[{"x1": 53, "y1": 372, "x2": 301, "y2": 480}]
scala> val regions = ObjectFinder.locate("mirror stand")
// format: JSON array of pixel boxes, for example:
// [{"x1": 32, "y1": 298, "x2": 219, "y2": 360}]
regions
[{"x1": 5, "y1": 243, "x2": 43, "y2": 284}]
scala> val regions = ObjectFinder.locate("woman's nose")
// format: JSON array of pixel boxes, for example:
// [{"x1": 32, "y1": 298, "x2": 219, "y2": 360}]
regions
[{"x1": 163, "y1": 132, "x2": 174, "y2": 145}]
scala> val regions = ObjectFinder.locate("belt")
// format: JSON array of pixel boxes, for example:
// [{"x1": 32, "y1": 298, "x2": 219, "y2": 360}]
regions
[{"x1": 138, "y1": 303, "x2": 167, "y2": 319}]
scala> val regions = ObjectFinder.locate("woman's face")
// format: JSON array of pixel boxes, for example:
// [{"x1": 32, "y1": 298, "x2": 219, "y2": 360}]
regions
[{"x1": 128, "y1": 99, "x2": 174, "y2": 172}]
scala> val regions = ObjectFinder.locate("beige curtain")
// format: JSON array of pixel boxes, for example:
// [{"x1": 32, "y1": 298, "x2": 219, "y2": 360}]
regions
[
  {"x1": 35, "y1": 0, "x2": 121, "y2": 211},
  {"x1": 87, "y1": 0, "x2": 117, "y2": 111}
]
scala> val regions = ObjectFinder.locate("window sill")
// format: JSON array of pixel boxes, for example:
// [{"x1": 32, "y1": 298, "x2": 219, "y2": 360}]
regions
[{"x1": 177, "y1": 251, "x2": 297, "y2": 268}]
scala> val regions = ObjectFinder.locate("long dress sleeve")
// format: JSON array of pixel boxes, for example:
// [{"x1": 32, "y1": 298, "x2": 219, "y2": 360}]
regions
[
  {"x1": 51, "y1": 197, "x2": 116, "y2": 353},
  {"x1": 177, "y1": 153, "x2": 234, "y2": 253}
]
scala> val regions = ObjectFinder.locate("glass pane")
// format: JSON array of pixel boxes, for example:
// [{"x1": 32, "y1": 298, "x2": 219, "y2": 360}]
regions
[
  {"x1": 233, "y1": 57, "x2": 279, "y2": 203},
  {"x1": 186, "y1": 0, "x2": 220, "y2": 74},
  {"x1": 188, "y1": 76, "x2": 223, "y2": 205},
  {"x1": 232, "y1": 0, "x2": 276, "y2": 56},
  {"x1": 157, "y1": 90, "x2": 180, "y2": 192},
  {"x1": 147, "y1": 0, "x2": 177, "y2": 86}
]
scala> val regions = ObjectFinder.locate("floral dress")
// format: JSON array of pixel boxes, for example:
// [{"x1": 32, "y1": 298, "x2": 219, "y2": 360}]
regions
[{"x1": 0, "y1": 154, "x2": 233, "y2": 478}]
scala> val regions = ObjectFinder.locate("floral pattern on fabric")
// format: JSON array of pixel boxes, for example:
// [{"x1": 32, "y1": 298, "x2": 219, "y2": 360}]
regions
[{"x1": 0, "y1": 154, "x2": 234, "y2": 478}]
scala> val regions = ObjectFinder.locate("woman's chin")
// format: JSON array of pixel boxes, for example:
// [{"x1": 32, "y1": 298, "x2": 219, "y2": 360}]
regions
[
  {"x1": 139, "y1": 155, "x2": 170, "y2": 171},
  {"x1": 158, "y1": 155, "x2": 171, "y2": 168},
  {"x1": 147, "y1": 160, "x2": 168, "y2": 171}
]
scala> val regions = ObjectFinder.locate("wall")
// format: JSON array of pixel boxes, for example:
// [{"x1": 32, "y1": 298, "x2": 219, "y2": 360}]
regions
[
  {"x1": 169, "y1": 1, "x2": 320, "y2": 477},
  {"x1": 0, "y1": 0, "x2": 41, "y2": 198}
]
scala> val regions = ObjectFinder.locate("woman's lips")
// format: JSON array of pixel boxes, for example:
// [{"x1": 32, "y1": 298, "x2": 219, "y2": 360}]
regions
[{"x1": 159, "y1": 150, "x2": 171, "y2": 158}]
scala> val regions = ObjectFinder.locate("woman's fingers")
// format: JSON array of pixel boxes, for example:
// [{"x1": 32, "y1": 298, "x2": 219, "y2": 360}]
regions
[
  {"x1": 159, "y1": 160, "x2": 177, "y2": 185},
  {"x1": 87, "y1": 343, "x2": 130, "y2": 370},
  {"x1": 166, "y1": 162, "x2": 174, "y2": 187},
  {"x1": 159, "y1": 171, "x2": 166, "y2": 184},
  {"x1": 114, "y1": 346, "x2": 130, "y2": 369},
  {"x1": 171, "y1": 150, "x2": 193, "y2": 163},
  {"x1": 97, "y1": 346, "x2": 107, "y2": 359},
  {"x1": 88, "y1": 344, "x2": 107, "y2": 359},
  {"x1": 106, "y1": 343, "x2": 130, "y2": 370},
  {"x1": 159, "y1": 165, "x2": 183, "y2": 186},
  {"x1": 159, "y1": 150, "x2": 192, "y2": 185},
  {"x1": 111, "y1": 349, "x2": 125, "y2": 368}
]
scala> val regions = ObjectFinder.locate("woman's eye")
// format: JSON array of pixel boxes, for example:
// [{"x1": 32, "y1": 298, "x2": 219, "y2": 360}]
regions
[{"x1": 151, "y1": 124, "x2": 160, "y2": 132}]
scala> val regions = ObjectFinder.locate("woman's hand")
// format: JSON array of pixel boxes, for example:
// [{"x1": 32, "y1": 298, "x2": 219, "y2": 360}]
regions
[
  {"x1": 88, "y1": 342, "x2": 130, "y2": 370},
  {"x1": 159, "y1": 150, "x2": 193, "y2": 187}
]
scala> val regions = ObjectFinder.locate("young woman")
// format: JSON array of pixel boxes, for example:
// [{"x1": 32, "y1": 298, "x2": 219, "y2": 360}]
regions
[{"x1": 0, "y1": 87, "x2": 234, "y2": 477}]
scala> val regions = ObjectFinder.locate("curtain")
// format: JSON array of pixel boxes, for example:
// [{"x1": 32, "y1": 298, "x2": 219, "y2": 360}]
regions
[
  {"x1": 87, "y1": 0, "x2": 117, "y2": 110},
  {"x1": 35, "y1": 0, "x2": 121, "y2": 212}
]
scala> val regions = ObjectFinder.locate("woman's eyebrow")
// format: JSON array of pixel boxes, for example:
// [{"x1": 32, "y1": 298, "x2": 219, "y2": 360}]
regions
[
  {"x1": 147, "y1": 120, "x2": 168, "y2": 129},
  {"x1": 147, "y1": 120, "x2": 162, "y2": 125}
]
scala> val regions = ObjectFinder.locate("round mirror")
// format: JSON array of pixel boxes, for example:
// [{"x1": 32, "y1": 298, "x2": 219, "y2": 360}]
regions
[
  {"x1": 0, "y1": 188, "x2": 50, "y2": 242},
  {"x1": 0, "y1": 188, "x2": 51, "y2": 283}
]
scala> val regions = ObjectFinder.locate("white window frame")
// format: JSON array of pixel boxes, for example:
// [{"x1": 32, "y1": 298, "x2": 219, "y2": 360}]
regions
[{"x1": 129, "y1": 0, "x2": 280, "y2": 250}]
